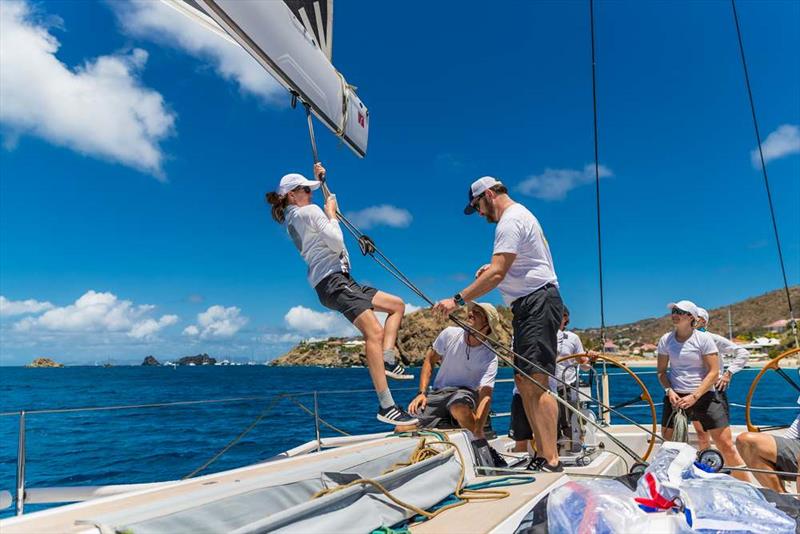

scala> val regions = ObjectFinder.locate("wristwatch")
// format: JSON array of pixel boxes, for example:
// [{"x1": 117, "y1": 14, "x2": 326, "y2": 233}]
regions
[
  {"x1": 418, "y1": 390, "x2": 427, "y2": 397},
  {"x1": 664, "y1": 387, "x2": 672, "y2": 395},
  {"x1": 453, "y1": 293, "x2": 466, "y2": 306}
]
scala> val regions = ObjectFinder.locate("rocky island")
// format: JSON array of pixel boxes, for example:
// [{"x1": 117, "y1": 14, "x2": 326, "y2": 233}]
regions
[
  {"x1": 178, "y1": 353, "x2": 216, "y2": 366},
  {"x1": 27, "y1": 357, "x2": 64, "y2": 368},
  {"x1": 142, "y1": 355, "x2": 161, "y2": 366}
]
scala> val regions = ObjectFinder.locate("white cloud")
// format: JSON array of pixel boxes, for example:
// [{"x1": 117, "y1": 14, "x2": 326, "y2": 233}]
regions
[
  {"x1": 405, "y1": 303, "x2": 422, "y2": 315},
  {"x1": 129, "y1": 314, "x2": 178, "y2": 339},
  {"x1": 0, "y1": 296, "x2": 54, "y2": 316},
  {"x1": 517, "y1": 164, "x2": 613, "y2": 201},
  {"x1": 114, "y1": 0, "x2": 281, "y2": 104},
  {"x1": 184, "y1": 305, "x2": 248, "y2": 339},
  {"x1": 345, "y1": 205, "x2": 413, "y2": 230},
  {"x1": 0, "y1": 1, "x2": 175, "y2": 177},
  {"x1": 13, "y1": 290, "x2": 178, "y2": 339},
  {"x1": 752, "y1": 124, "x2": 800, "y2": 168},
  {"x1": 182, "y1": 325, "x2": 199, "y2": 336},
  {"x1": 284, "y1": 306, "x2": 357, "y2": 337}
]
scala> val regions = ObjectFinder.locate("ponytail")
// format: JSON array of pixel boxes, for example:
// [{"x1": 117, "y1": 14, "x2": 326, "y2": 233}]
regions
[{"x1": 265, "y1": 191, "x2": 289, "y2": 223}]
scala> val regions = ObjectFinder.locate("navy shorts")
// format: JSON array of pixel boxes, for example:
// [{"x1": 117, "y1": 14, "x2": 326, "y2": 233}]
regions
[
  {"x1": 314, "y1": 272, "x2": 377, "y2": 323},
  {"x1": 511, "y1": 284, "x2": 563, "y2": 376}
]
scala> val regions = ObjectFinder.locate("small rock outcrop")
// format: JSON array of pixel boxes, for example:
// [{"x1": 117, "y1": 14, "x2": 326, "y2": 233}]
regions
[
  {"x1": 178, "y1": 353, "x2": 216, "y2": 366},
  {"x1": 27, "y1": 357, "x2": 64, "y2": 368},
  {"x1": 142, "y1": 355, "x2": 161, "y2": 366}
]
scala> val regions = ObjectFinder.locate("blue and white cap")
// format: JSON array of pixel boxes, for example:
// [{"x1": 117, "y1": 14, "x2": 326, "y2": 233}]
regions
[{"x1": 464, "y1": 176, "x2": 502, "y2": 215}]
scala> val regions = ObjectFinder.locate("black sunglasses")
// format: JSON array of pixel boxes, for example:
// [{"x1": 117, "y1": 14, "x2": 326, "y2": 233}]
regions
[
  {"x1": 671, "y1": 308, "x2": 692, "y2": 316},
  {"x1": 471, "y1": 192, "x2": 486, "y2": 210},
  {"x1": 292, "y1": 185, "x2": 311, "y2": 194}
]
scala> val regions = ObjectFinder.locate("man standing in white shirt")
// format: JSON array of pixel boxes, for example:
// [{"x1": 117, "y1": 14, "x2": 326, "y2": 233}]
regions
[
  {"x1": 509, "y1": 306, "x2": 587, "y2": 453},
  {"x1": 693, "y1": 306, "x2": 750, "y2": 449},
  {"x1": 434, "y1": 176, "x2": 564, "y2": 472}
]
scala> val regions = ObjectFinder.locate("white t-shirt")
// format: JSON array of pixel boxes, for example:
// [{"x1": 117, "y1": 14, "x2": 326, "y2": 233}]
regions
[
  {"x1": 550, "y1": 330, "x2": 585, "y2": 391},
  {"x1": 706, "y1": 331, "x2": 749, "y2": 376},
  {"x1": 784, "y1": 411, "x2": 800, "y2": 440},
  {"x1": 657, "y1": 330, "x2": 719, "y2": 394},
  {"x1": 284, "y1": 204, "x2": 350, "y2": 287},
  {"x1": 432, "y1": 327, "x2": 498, "y2": 391},
  {"x1": 492, "y1": 203, "x2": 558, "y2": 304}
]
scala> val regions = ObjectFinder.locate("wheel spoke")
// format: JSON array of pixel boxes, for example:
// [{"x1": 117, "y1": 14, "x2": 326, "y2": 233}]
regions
[{"x1": 774, "y1": 367, "x2": 800, "y2": 394}]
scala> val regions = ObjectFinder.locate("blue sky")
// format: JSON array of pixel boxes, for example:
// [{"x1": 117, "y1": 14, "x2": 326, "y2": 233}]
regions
[{"x1": 1, "y1": 0, "x2": 798, "y2": 365}]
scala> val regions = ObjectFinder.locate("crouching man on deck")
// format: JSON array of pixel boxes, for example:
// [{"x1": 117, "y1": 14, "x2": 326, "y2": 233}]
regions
[{"x1": 397, "y1": 302, "x2": 506, "y2": 466}]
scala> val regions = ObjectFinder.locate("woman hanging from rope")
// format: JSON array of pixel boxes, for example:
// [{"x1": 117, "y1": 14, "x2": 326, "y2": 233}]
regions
[
  {"x1": 266, "y1": 163, "x2": 418, "y2": 426},
  {"x1": 656, "y1": 299, "x2": 747, "y2": 481}
]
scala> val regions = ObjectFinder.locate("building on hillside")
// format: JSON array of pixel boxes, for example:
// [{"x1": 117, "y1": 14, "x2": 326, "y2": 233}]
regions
[
  {"x1": 640, "y1": 343, "x2": 658, "y2": 358},
  {"x1": 765, "y1": 319, "x2": 790, "y2": 333},
  {"x1": 603, "y1": 340, "x2": 619, "y2": 354}
]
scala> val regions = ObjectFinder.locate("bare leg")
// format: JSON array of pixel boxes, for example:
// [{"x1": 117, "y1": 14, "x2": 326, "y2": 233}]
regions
[
  {"x1": 449, "y1": 403, "x2": 478, "y2": 434},
  {"x1": 353, "y1": 310, "x2": 389, "y2": 394},
  {"x1": 472, "y1": 394, "x2": 492, "y2": 440},
  {"x1": 708, "y1": 426, "x2": 749, "y2": 482},
  {"x1": 519, "y1": 373, "x2": 559, "y2": 466},
  {"x1": 371, "y1": 291, "x2": 405, "y2": 352},
  {"x1": 662, "y1": 426, "x2": 675, "y2": 441},
  {"x1": 513, "y1": 441, "x2": 529, "y2": 453},
  {"x1": 693, "y1": 420, "x2": 710, "y2": 450},
  {"x1": 736, "y1": 432, "x2": 784, "y2": 491}
]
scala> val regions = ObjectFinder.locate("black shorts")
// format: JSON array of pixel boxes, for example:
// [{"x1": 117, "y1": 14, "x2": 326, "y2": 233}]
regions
[
  {"x1": 508, "y1": 393, "x2": 533, "y2": 441},
  {"x1": 416, "y1": 387, "x2": 477, "y2": 429},
  {"x1": 511, "y1": 284, "x2": 563, "y2": 376},
  {"x1": 314, "y1": 272, "x2": 377, "y2": 323},
  {"x1": 661, "y1": 391, "x2": 729, "y2": 431}
]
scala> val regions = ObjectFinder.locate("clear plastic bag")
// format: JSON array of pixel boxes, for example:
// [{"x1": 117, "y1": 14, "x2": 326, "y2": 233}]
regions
[
  {"x1": 679, "y1": 469, "x2": 795, "y2": 533},
  {"x1": 548, "y1": 480, "x2": 658, "y2": 534},
  {"x1": 635, "y1": 442, "x2": 697, "y2": 506}
]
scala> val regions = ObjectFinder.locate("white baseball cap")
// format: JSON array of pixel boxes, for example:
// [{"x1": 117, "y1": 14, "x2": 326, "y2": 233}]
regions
[
  {"x1": 277, "y1": 173, "x2": 321, "y2": 196},
  {"x1": 697, "y1": 307, "x2": 709, "y2": 324},
  {"x1": 667, "y1": 300, "x2": 700, "y2": 319},
  {"x1": 464, "y1": 176, "x2": 503, "y2": 215}
]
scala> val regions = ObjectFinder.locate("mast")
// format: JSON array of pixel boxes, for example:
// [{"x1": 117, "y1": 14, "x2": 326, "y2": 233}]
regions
[{"x1": 728, "y1": 307, "x2": 734, "y2": 340}]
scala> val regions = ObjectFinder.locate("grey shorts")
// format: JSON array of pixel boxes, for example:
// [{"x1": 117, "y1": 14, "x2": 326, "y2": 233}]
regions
[
  {"x1": 774, "y1": 436, "x2": 800, "y2": 480},
  {"x1": 416, "y1": 387, "x2": 477, "y2": 429},
  {"x1": 314, "y1": 272, "x2": 377, "y2": 323}
]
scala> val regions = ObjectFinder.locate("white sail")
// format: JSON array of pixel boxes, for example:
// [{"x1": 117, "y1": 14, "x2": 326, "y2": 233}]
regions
[{"x1": 162, "y1": 0, "x2": 369, "y2": 157}]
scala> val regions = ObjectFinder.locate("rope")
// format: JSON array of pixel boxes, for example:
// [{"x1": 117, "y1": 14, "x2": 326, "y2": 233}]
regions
[
  {"x1": 310, "y1": 433, "x2": 512, "y2": 520},
  {"x1": 589, "y1": 0, "x2": 607, "y2": 350},
  {"x1": 730, "y1": 0, "x2": 798, "y2": 349},
  {"x1": 287, "y1": 397, "x2": 351, "y2": 437},
  {"x1": 182, "y1": 395, "x2": 284, "y2": 479}
]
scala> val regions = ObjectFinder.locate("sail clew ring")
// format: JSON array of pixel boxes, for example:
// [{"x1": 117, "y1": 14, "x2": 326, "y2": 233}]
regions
[
  {"x1": 745, "y1": 347, "x2": 800, "y2": 432},
  {"x1": 556, "y1": 352, "x2": 658, "y2": 461}
]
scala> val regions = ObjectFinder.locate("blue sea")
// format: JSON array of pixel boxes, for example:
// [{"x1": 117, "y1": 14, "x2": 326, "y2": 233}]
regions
[{"x1": 1, "y1": 365, "x2": 796, "y2": 518}]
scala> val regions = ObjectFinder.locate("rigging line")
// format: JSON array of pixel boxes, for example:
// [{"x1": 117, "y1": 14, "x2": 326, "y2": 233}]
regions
[
  {"x1": 450, "y1": 314, "x2": 661, "y2": 448},
  {"x1": 183, "y1": 394, "x2": 284, "y2": 479},
  {"x1": 730, "y1": 0, "x2": 798, "y2": 348},
  {"x1": 589, "y1": 0, "x2": 607, "y2": 349}
]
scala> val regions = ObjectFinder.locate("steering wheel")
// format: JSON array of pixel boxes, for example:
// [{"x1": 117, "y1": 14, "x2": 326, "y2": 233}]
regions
[
  {"x1": 745, "y1": 347, "x2": 800, "y2": 432},
  {"x1": 557, "y1": 352, "x2": 658, "y2": 461}
]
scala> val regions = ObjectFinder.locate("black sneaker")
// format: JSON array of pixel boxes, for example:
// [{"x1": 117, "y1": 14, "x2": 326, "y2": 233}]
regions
[
  {"x1": 540, "y1": 461, "x2": 564, "y2": 473},
  {"x1": 488, "y1": 446, "x2": 508, "y2": 468},
  {"x1": 384, "y1": 361, "x2": 414, "y2": 380},
  {"x1": 525, "y1": 456, "x2": 547, "y2": 471},
  {"x1": 377, "y1": 405, "x2": 419, "y2": 425}
]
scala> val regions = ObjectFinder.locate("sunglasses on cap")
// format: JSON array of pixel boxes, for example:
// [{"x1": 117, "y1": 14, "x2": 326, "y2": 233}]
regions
[
  {"x1": 292, "y1": 185, "x2": 311, "y2": 194},
  {"x1": 671, "y1": 308, "x2": 692, "y2": 317}
]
